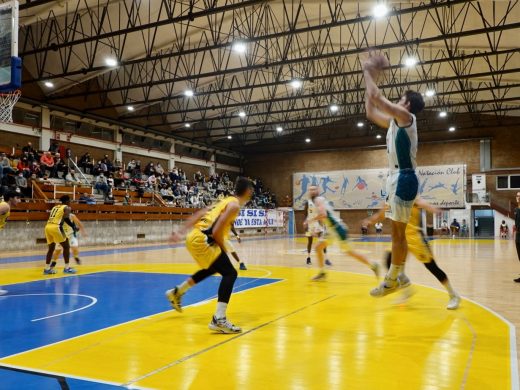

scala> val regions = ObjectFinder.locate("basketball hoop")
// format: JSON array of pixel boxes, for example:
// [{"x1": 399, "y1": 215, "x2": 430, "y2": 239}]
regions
[{"x1": 0, "y1": 89, "x2": 21, "y2": 123}]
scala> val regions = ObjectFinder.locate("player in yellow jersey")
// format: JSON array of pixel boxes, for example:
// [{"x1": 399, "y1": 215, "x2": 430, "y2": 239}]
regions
[
  {"x1": 364, "y1": 198, "x2": 461, "y2": 309},
  {"x1": 166, "y1": 177, "x2": 253, "y2": 333},
  {"x1": 44, "y1": 195, "x2": 76, "y2": 275},
  {"x1": 52, "y1": 212, "x2": 86, "y2": 266},
  {"x1": 0, "y1": 191, "x2": 22, "y2": 295}
]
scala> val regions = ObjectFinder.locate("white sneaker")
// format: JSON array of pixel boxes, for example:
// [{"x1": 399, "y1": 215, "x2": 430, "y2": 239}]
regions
[
  {"x1": 447, "y1": 295, "x2": 461, "y2": 310},
  {"x1": 370, "y1": 279, "x2": 400, "y2": 297},
  {"x1": 311, "y1": 271, "x2": 327, "y2": 281},
  {"x1": 393, "y1": 285, "x2": 416, "y2": 305},
  {"x1": 371, "y1": 262, "x2": 380, "y2": 280},
  {"x1": 397, "y1": 274, "x2": 411, "y2": 288},
  {"x1": 208, "y1": 316, "x2": 242, "y2": 334},
  {"x1": 0, "y1": 288, "x2": 7, "y2": 296}
]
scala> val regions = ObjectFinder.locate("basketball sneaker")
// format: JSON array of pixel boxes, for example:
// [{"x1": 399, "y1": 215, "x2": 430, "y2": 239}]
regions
[
  {"x1": 371, "y1": 262, "x2": 380, "y2": 279},
  {"x1": 370, "y1": 279, "x2": 400, "y2": 297},
  {"x1": 165, "y1": 287, "x2": 183, "y2": 313},
  {"x1": 325, "y1": 259, "x2": 333, "y2": 266},
  {"x1": 397, "y1": 273, "x2": 411, "y2": 288},
  {"x1": 239, "y1": 262, "x2": 247, "y2": 271},
  {"x1": 514, "y1": 277, "x2": 520, "y2": 283},
  {"x1": 208, "y1": 316, "x2": 242, "y2": 334},
  {"x1": 43, "y1": 268, "x2": 57, "y2": 275},
  {"x1": 393, "y1": 285, "x2": 416, "y2": 305},
  {"x1": 0, "y1": 288, "x2": 7, "y2": 296},
  {"x1": 311, "y1": 271, "x2": 327, "y2": 281},
  {"x1": 447, "y1": 295, "x2": 461, "y2": 310},
  {"x1": 306, "y1": 257, "x2": 312, "y2": 265},
  {"x1": 64, "y1": 267, "x2": 77, "y2": 274}
]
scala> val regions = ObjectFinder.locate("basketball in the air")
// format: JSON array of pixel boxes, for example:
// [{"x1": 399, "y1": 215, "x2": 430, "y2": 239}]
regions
[{"x1": 363, "y1": 54, "x2": 390, "y2": 77}]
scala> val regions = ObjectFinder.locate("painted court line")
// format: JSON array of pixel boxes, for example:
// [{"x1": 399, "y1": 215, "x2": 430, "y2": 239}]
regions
[
  {"x1": 123, "y1": 294, "x2": 337, "y2": 387},
  {"x1": 1, "y1": 293, "x2": 98, "y2": 322}
]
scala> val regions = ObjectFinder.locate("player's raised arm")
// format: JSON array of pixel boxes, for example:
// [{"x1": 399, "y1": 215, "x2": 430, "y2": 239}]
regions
[
  {"x1": 414, "y1": 197, "x2": 441, "y2": 215},
  {"x1": 363, "y1": 207, "x2": 386, "y2": 227}
]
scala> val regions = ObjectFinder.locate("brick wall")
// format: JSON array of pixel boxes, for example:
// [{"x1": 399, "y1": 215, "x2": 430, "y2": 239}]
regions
[{"x1": 244, "y1": 128, "x2": 519, "y2": 233}]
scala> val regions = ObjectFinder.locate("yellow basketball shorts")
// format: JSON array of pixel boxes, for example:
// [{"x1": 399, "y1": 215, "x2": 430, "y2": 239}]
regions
[
  {"x1": 186, "y1": 229, "x2": 222, "y2": 269},
  {"x1": 45, "y1": 224, "x2": 67, "y2": 245},
  {"x1": 406, "y1": 227, "x2": 433, "y2": 263}
]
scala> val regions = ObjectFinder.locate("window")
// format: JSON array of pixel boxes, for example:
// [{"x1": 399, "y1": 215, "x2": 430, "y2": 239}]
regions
[
  {"x1": 50, "y1": 116, "x2": 114, "y2": 141},
  {"x1": 12, "y1": 107, "x2": 40, "y2": 126},
  {"x1": 496, "y1": 175, "x2": 520, "y2": 190}
]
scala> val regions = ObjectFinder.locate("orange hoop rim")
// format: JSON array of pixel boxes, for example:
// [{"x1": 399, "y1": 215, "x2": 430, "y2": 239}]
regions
[{"x1": 0, "y1": 89, "x2": 21, "y2": 97}]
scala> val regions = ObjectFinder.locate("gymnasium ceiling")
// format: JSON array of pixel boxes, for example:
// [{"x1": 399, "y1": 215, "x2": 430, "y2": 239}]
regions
[{"x1": 14, "y1": 0, "x2": 520, "y2": 153}]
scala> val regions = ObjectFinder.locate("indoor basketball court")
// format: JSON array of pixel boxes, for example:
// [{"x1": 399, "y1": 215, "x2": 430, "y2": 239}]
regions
[{"x1": 0, "y1": 1, "x2": 519, "y2": 389}]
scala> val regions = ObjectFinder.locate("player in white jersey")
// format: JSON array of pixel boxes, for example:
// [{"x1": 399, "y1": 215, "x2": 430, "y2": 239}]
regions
[
  {"x1": 363, "y1": 54, "x2": 425, "y2": 297},
  {"x1": 52, "y1": 213, "x2": 86, "y2": 266},
  {"x1": 303, "y1": 198, "x2": 331, "y2": 266},
  {"x1": 305, "y1": 186, "x2": 379, "y2": 281}
]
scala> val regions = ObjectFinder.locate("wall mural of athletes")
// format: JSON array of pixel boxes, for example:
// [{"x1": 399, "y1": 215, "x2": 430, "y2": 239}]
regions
[{"x1": 292, "y1": 165, "x2": 465, "y2": 210}]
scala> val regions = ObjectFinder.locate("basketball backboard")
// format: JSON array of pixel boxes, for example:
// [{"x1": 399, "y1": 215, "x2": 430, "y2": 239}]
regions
[{"x1": 0, "y1": 0, "x2": 20, "y2": 92}]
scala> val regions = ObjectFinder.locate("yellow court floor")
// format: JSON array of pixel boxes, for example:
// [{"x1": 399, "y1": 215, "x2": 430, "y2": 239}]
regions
[{"x1": 0, "y1": 236, "x2": 518, "y2": 389}]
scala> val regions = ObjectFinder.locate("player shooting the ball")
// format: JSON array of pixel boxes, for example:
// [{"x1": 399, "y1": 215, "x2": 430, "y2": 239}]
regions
[{"x1": 362, "y1": 53, "x2": 425, "y2": 297}]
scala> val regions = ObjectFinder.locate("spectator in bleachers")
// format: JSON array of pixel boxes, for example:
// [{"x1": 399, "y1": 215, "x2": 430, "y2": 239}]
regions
[
  {"x1": 160, "y1": 184, "x2": 174, "y2": 202},
  {"x1": 30, "y1": 161, "x2": 42, "y2": 178},
  {"x1": 126, "y1": 159, "x2": 137, "y2": 173},
  {"x1": 22, "y1": 141, "x2": 36, "y2": 156},
  {"x1": 102, "y1": 154, "x2": 113, "y2": 172},
  {"x1": 107, "y1": 173, "x2": 115, "y2": 191},
  {"x1": 40, "y1": 151, "x2": 55, "y2": 174},
  {"x1": 0, "y1": 153, "x2": 15, "y2": 178},
  {"x1": 64, "y1": 169, "x2": 81, "y2": 186},
  {"x1": 49, "y1": 141, "x2": 60, "y2": 153},
  {"x1": 95, "y1": 172, "x2": 109, "y2": 196},
  {"x1": 147, "y1": 174, "x2": 157, "y2": 191},
  {"x1": 79, "y1": 192, "x2": 96, "y2": 205},
  {"x1": 15, "y1": 172, "x2": 30, "y2": 197},
  {"x1": 79, "y1": 152, "x2": 94, "y2": 174},
  {"x1": 52, "y1": 153, "x2": 67, "y2": 178},
  {"x1": 123, "y1": 190, "x2": 132, "y2": 205},
  {"x1": 156, "y1": 163, "x2": 165, "y2": 176},
  {"x1": 144, "y1": 162, "x2": 156, "y2": 176},
  {"x1": 17, "y1": 156, "x2": 31, "y2": 178}
]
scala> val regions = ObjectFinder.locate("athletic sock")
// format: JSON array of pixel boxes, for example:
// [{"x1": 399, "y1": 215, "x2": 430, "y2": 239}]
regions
[
  {"x1": 387, "y1": 264, "x2": 403, "y2": 282},
  {"x1": 443, "y1": 280, "x2": 458, "y2": 297},
  {"x1": 177, "y1": 280, "x2": 191, "y2": 295},
  {"x1": 215, "y1": 302, "x2": 228, "y2": 319}
]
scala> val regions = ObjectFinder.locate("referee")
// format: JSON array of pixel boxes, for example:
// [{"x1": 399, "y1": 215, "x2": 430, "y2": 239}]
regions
[{"x1": 515, "y1": 191, "x2": 520, "y2": 283}]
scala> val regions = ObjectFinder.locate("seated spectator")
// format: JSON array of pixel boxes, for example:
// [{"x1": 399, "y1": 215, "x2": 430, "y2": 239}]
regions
[
  {"x1": 147, "y1": 174, "x2": 157, "y2": 191},
  {"x1": 95, "y1": 172, "x2": 109, "y2": 196},
  {"x1": 156, "y1": 163, "x2": 165, "y2": 176},
  {"x1": 160, "y1": 185, "x2": 174, "y2": 202},
  {"x1": 104, "y1": 192, "x2": 115, "y2": 205},
  {"x1": 17, "y1": 156, "x2": 31, "y2": 177},
  {"x1": 102, "y1": 154, "x2": 113, "y2": 172},
  {"x1": 126, "y1": 159, "x2": 137, "y2": 173},
  {"x1": 52, "y1": 153, "x2": 67, "y2": 178},
  {"x1": 144, "y1": 162, "x2": 156, "y2": 176},
  {"x1": 375, "y1": 221, "x2": 383, "y2": 236},
  {"x1": 460, "y1": 219, "x2": 469, "y2": 237},
  {"x1": 40, "y1": 151, "x2": 55, "y2": 174},
  {"x1": 0, "y1": 153, "x2": 15, "y2": 178},
  {"x1": 107, "y1": 173, "x2": 115, "y2": 191},
  {"x1": 30, "y1": 161, "x2": 42, "y2": 178},
  {"x1": 79, "y1": 192, "x2": 96, "y2": 205},
  {"x1": 79, "y1": 152, "x2": 94, "y2": 174},
  {"x1": 64, "y1": 169, "x2": 81, "y2": 185},
  {"x1": 123, "y1": 190, "x2": 132, "y2": 205},
  {"x1": 15, "y1": 172, "x2": 30, "y2": 197},
  {"x1": 440, "y1": 220, "x2": 449, "y2": 236},
  {"x1": 500, "y1": 220, "x2": 509, "y2": 239},
  {"x1": 450, "y1": 219, "x2": 460, "y2": 238}
]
